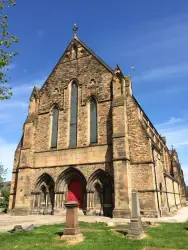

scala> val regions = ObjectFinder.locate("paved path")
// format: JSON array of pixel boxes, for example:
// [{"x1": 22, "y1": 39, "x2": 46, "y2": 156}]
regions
[{"x1": 0, "y1": 206, "x2": 187, "y2": 233}]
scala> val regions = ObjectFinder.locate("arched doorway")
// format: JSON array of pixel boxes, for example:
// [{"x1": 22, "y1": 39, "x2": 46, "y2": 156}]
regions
[
  {"x1": 94, "y1": 183, "x2": 103, "y2": 215},
  {"x1": 87, "y1": 169, "x2": 114, "y2": 217},
  {"x1": 55, "y1": 167, "x2": 87, "y2": 212},
  {"x1": 67, "y1": 178, "x2": 83, "y2": 208},
  {"x1": 33, "y1": 173, "x2": 55, "y2": 215}
]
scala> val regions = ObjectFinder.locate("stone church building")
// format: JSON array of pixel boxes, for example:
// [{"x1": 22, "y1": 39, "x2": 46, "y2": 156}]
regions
[{"x1": 9, "y1": 30, "x2": 186, "y2": 217}]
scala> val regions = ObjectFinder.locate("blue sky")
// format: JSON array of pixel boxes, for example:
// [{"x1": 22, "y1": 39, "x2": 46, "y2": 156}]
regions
[{"x1": 0, "y1": 0, "x2": 188, "y2": 183}]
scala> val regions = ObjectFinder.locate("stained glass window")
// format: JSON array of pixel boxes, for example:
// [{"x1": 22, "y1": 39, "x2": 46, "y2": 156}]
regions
[
  {"x1": 69, "y1": 82, "x2": 78, "y2": 147},
  {"x1": 51, "y1": 107, "x2": 59, "y2": 148},
  {"x1": 90, "y1": 98, "x2": 97, "y2": 144}
]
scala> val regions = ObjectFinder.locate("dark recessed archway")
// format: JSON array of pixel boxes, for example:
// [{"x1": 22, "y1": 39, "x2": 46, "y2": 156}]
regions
[
  {"x1": 87, "y1": 169, "x2": 114, "y2": 217},
  {"x1": 34, "y1": 173, "x2": 55, "y2": 214}
]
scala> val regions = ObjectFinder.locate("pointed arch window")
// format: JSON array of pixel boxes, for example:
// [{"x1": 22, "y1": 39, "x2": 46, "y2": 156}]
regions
[
  {"x1": 69, "y1": 82, "x2": 78, "y2": 147},
  {"x1": 90, "y1": 98, "x2": 98, "y2": 144},
  {"x1": 51, "y1": 106, "x2": 59, "y2": 148}
]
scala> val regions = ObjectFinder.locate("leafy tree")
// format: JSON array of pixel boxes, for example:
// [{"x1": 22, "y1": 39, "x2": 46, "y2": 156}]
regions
[
  {"x1": 0, "y1": 187, "x2": 9, "y2": 210},
  {"x1": 0, "y1": 162, "x2": 7, "y2": 184},
  {"x1": 0, "y1": 0, "x2": 18, "y2": 100},
  {"x1": 0, "y1": 163, "x2": 9, "y2": 211}
]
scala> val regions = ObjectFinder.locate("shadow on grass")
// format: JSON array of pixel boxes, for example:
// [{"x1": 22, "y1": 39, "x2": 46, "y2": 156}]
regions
[
  {"x1": 55, "y1": 231, "x2": 63, "y2": 237},
  {"x1": 113, "y1": 229, "x2": 128, "y2": 237}
]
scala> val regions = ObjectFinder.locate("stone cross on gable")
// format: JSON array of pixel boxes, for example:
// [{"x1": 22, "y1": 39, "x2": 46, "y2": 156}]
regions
[{"x1": 72, "y1": 24, "x2": 78, "y2": 37}]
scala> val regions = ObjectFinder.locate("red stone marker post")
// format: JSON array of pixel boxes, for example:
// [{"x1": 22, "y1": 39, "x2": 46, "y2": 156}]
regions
[{"x1": 61, "y1": 201, "x2": 83, "y2": 241}]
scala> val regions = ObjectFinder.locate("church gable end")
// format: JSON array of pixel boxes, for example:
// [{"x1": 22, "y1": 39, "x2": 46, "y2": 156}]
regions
[{"x1": 38, "y1": 36, "x2": 113, "y2": 114}]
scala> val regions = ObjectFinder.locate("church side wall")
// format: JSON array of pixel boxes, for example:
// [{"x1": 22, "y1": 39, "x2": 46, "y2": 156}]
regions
[
  {"x1": 126, "y1": 95, "x2": 160, "y2": 217},
  {"x1": 165, "y1": 177, "x2": 181, "y2": 211},
  {"x1": 126, "y1": 96, "x2": 152, "y2": 163},
  {"x1": 153, "y1": 150, "x2": 169, "y2": 216},
  {"x1": 126, "y1": 92, "x2": 185, "y2": 217},
  {"x1": 130, "y1": 164, "x2": 157, "y2": 217},
  {"x1": 153, "y1": 148, "x2": 182, "y2": 215}
]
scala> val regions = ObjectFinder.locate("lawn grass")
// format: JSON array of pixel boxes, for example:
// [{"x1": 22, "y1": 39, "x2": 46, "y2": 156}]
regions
[{"x1": 0, "y1": 222, "x2": 188, "y2": 250}]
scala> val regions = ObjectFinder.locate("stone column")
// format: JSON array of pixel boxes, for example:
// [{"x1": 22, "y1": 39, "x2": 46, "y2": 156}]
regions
[
  {"x1": 86, "y1": 192, "x2": 90, "y2": 209},
  {"x1": 86, "y1": 191, "x2": 90, "y2": 214},
  {"x1": 58, "y1": 194, "x2": 61, "y2": 208},
  {"x1": 37, "y1": 194, "x2": 40, "y2": 209},
  {"x1": 46, "y1": 193, "x2": 48, "y2": 208},
  {"x1": 86, "y1": 192, "x2": 95, "y2": 215},
  {"x1": 59, "y1": 193, "x2": 62, "y2": 208},
  {"x1": 61, "y1": 201, "x2": 83, "y2": 241},
  {"x1": 54, "y1": 193, "x2": 57, "y2": 208},
  {"x1": 90, "y1": 192, "x2": 94, "y2": 210},
  {"x1": 32, "y1": 194, "x2": 36, "y2": 209},
  {"x1": 112, "y1": 69, "x2": 131, "y2": 218}
]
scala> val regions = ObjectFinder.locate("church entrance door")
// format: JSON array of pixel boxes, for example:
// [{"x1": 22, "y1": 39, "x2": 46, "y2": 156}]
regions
[{"x1": 67, "y1": 179, "x2": 83, "y2": 208}]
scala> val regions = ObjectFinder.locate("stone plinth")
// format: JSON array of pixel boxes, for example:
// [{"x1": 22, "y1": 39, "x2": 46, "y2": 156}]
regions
[
  {"x1": 126, "y1": 216, "x2": 143, "y2": 239},
  {"x1": 61, "y1": 201, "x2": 83, "y2": 240}
]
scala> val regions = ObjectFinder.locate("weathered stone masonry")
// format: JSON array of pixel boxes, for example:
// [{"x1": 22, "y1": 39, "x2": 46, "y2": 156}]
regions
[{"x1": 8, "y1": 33, "x2": 186, "y2": 217}]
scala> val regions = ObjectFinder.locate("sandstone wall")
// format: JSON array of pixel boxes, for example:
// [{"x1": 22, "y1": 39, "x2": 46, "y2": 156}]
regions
[
  {"x1": 130, "y1": 163, "x2": 157, "y2": 216},
  {"x1": 126, "y1": 96, "x2": 152, "y2": 163},
  {"x1": 165, "y1": 176, "x2": 181, "y2": 211},
  {"x1": 34, "y1": 145, "x2": 112, "y2": 168},
  {"x1": 12, "y1": 163, "x2": 112, "y2": 212}
]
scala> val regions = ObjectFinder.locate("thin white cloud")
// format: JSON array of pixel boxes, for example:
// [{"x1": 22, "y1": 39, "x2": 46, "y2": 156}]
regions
[
  {"x1": 12, "y1": 76, "x2": 46, "y2": 96},
  {"x1": 13, "y1": 83, "x2": 34, "y2": 94},
  {"x1": 157, "y1": 127, "x2": 188, "y2": 149},
  {"x1": 0, "y1": 138, "x2": 17, "y2": 181},
  {"x1": 182, "y1": 165, "x2": 188, "y2": 185},
  {"x1": 132, "y1": 63, "x2": 188, "y2": 82},
  {"x1": 156, "y1": 117, "x2": 188, "y2": 184},
  {"x1": 0, "y1": 100, "x2": 28, "y2": 110},
  {"x1": 156, "y1": 117, "x2": 182, "y2": 128},
  {"x1": 0, "y1": 73, "x2": 47, "y2": 181},
  {"x1": 163, "y1": 85, "x2": 188, "y2": 95},
  {"x1": 173, "y1": 141, "x2": 188, "y2": 148},
  {"x1": 0, "y1": 76, "x2": 47, "y2": 126},
  {"x1": 123, "y1": 13, "x2": 188, "y2": 57}
]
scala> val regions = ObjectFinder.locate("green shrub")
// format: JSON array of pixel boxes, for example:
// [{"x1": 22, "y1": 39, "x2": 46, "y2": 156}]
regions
[{"x1": 0, "y1": 187, "x2": 9, "y2": 211}]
